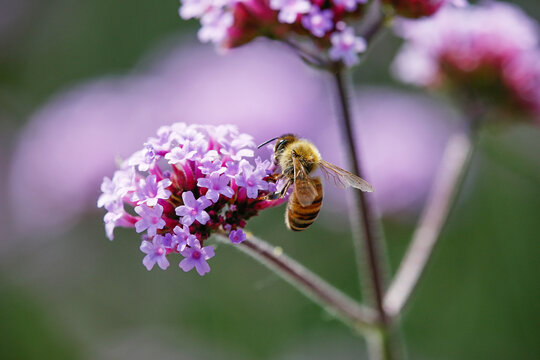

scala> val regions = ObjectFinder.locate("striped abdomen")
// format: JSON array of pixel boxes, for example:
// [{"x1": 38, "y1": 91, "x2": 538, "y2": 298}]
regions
[{"x1": 285, "y1": 178, "x2": 323, "y2": 231}]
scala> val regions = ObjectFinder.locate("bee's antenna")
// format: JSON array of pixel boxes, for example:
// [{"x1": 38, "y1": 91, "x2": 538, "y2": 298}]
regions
[{"x1": 257, "y1": 136, "x2": 280, "y2": 149}]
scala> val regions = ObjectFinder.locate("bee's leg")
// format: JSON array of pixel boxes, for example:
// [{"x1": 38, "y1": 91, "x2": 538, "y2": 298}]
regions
[
  {"x1": 265, "y1": 173, "x2": 281, "y2": 182},
  {"x1": 267, "y1": 179, "x2": 292, "y2": 200}
]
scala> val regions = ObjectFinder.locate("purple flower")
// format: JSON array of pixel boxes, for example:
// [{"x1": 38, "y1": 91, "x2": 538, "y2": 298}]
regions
[
  {"x1": 161, "y1": 232, "x2": 177, "y2": 249},
  {"x1": 179, "y1": 239, "x2": 215, "y2": 276},
  {"x1": 198, "y1": 8, "x2": 234, "y2": 44},
  {"x1": 329, "y1": 27, "x2": 367, "y2": 66},
  {"x1": 98, "y1": 177, "x2": 117, "y2": 208},
  {"x1": 219, "y1": 133, "x2": 255, "y2": 161},
  {"x1": 198, "y1": 150, "x2": 224, "y2": 175},
  {"x1": 173, "y1": 225, "x2": 197, "y2": 251},
  {"x1": 392, "y1": 1, "x2": 540, "y2": 118},
  {"x1": 301, "y1": 7, "x2": 334, "y2": 38},
  {"x1": 128, "y1": 144, "x2": 158, "y2": 172},
  {"x1": 332, "y1": 0, "x2": 367, "y2": 11},
  {"x1": 224, "y1": 160, "x2": 240, "y2": 178},
  {"x1": 164, "y1": 145, "x2": 198, "y2": 165},
  {"x1": 10, "y1": 41, "x2": 321, "y2": 238},
  {"x1": 97, "y1": 122, "x2": 285, "y2": 274},
  {"x1": 179, "y1": 0, "x2": 213, "y2": 19},
  {"x1": 175, "y1": 191, "x2": 213, "y2": 226},
  {"x1": 270, "y1": 0, "x2": 311, "y2": 24},
  {"x1": 132, "y1": 174, "x2": 172, "y2": 206},
  {"x1": 134, "y1": 203, "x2": 166, "y2": 236},
  {"x1": 235, "y1": 159, "x2": 269, "y2": 198},
  {"x1": 140, "y1": 235, "x2": 170, "y2": 271},
  {"x1": 104, "y1": 202, "x2": 135, "y2": 240},
  {"x1": 229, "y1": 229, "x2": 246, "y2": 244},
  {"x1": 97, "y1": 167, "x2": 137, "y2": 209},
  {"x1": 318, "y1": 88, "x2": 457, "y2": 217},
  {"x1": 392, "y1": 1, "x2": 539, "y2": 86},
  {"x1": 197, "y1": 172, "x2": 235, "y2": 202}
]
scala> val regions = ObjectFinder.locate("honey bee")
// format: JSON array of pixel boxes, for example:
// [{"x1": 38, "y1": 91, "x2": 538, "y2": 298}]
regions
[{"x1": 258, "y1": 134, "x2": 374, "y2": 231}]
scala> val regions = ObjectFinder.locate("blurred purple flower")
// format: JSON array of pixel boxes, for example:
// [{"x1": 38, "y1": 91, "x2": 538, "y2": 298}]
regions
[
  {"x1": 301, "y1": 7, "x2": 334, "y2": 38},
  {"x1": 270, "y1": 0, "x2": 311, "y2": 24},
  {"x1": 329, "y1": 27, "x2": 367, "y2": 67},
  {"x1": 318, "y1": 88, "x2": 459, "y2": 218},
  {"x1": 179, "y1": 0, "x2": 369, "y2": 67},
  {"x1": 332, "y1": 0, "x2": 367, "y2": 12},
  {"x1": 392, "y1": 1, "x2": 540, "y2": 120},
  {"x1": 8, "y1": 41, "x2": 328, "y2": 236}
]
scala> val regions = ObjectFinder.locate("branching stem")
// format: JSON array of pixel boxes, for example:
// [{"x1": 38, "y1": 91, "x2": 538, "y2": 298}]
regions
[{"x1": 214, "y1": 232, "x2": 379, "y2": 331}]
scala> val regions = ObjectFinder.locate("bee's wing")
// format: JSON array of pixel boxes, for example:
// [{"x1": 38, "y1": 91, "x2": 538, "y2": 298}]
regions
[
  {"x1": 319, "y1": 159, "x2": 374, "y2": 192},
  {"x1": 293, "y1": 156, "x2": 319, "y2": 207}
]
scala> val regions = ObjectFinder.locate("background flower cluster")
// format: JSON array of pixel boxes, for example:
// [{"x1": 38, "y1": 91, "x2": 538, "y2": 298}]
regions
[
  {"x1": 393, "y1": 1, "x2": 540, "y2": 121},
  {"x1": 179, "y1": 0, "x2": 371, "y2": 65}
]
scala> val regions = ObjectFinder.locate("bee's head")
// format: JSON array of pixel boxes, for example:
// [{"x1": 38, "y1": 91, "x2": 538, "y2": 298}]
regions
[
  {"x1": 274, "y1": 134, "x2": 297, "y2": 154},
  {"x1": 257, "y1": 134, "x2": 298, "y2": 153}
]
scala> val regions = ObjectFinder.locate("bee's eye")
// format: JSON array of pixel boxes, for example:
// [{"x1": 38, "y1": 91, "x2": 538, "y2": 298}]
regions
[{"x1": 275, "y1": 139, "x2": 288, "y2": 152}]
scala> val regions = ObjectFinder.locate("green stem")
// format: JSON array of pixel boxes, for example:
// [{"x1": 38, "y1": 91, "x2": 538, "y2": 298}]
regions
[
  {"x1": 384, "y1": 132, "x2": 476, "y2": 318},
  {"x1": 331, "y1": 67, "x2": 395, "y2": 360},
  {"x1": 213, "y1": 233, "x2": 379, "y2": 331}
]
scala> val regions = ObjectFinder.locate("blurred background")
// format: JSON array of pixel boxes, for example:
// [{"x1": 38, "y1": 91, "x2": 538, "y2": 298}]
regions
[{"x1": 1, "y1": 0, "x2": 540, "y2": 359}]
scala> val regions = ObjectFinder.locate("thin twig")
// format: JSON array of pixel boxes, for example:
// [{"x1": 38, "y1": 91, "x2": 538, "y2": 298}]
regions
[
  {"x1": 213, "y1": 232, "x2": 379, "y2": 330},
  {"x1": 383, "y1": 132, "x2": 476, "y2": 318}
]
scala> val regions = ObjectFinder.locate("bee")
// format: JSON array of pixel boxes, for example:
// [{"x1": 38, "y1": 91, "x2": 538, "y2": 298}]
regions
[{"x1": 258, "y1": 134, "x2": 374, "y2": 231}]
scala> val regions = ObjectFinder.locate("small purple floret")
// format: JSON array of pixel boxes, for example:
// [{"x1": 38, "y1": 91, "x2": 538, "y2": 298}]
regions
[
  {"x1": 301, "y1": 7, "x2": 334, "y2": 38},
  {"x1": 229, "y1": 229, "x2": 246, "y2": 244},
  {"x1": 132, "y1": 174, "x2": 172, "y2": 206},
  {"x1": 332, "y1": 0, "x2": 367, "y2": 11},
  {"x1": 135, "y1": 203, "x2": 166, "y2": 236},
  {"x1": 173, "y1": 225, "x2": 198, "y2": 251},
  {"x1": 140, "y1": 235, "x2": 170, "y2": 271},
  {"x1": 270, "y1": 0, "x2": 312, "y2": 24},
  {"x1": 164, "y1": 145, "x2": 198, "y2": 164},
  {"x1": 329, "y1": 27, "x2": 367, "y2": 66},
  {"x1": 235, "y1": 159, "x2": 269, "y2": 198},
  {"x1": 197, "y1": 172, "x2": 235, "y2": 202},
  {"x1": 179, "y1": 239, "x2": 215, "y2": 276},
  {"x1": 175, "y1": 191, "x2": 212, "y2": 226}
]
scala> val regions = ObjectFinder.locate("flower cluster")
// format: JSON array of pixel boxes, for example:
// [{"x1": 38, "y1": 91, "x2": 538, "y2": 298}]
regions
[
  {"x1": 98, "y1": 123, "x2": 285, "y2": 275},
  {"x1": 392, "y1": 1, "x2": 540, "y2": 120},
  {"x1": 178, "y1": 0, "x2": 370, "y2": 66}
]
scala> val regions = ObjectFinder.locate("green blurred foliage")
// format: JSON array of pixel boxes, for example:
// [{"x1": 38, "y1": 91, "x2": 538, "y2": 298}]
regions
[{"x1": 1, "y1": 0, "x2": 540, "y2": 359}]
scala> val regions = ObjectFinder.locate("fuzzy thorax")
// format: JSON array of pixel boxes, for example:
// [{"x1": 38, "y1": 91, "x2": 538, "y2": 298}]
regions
[{"x1": 279, "y1": 139, "x2": 321, "y2": 176}]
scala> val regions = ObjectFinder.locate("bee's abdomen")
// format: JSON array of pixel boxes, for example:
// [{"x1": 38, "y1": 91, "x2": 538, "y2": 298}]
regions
[{"x1": 285, "y1": 178, "x2": 323, "y2": 231}]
